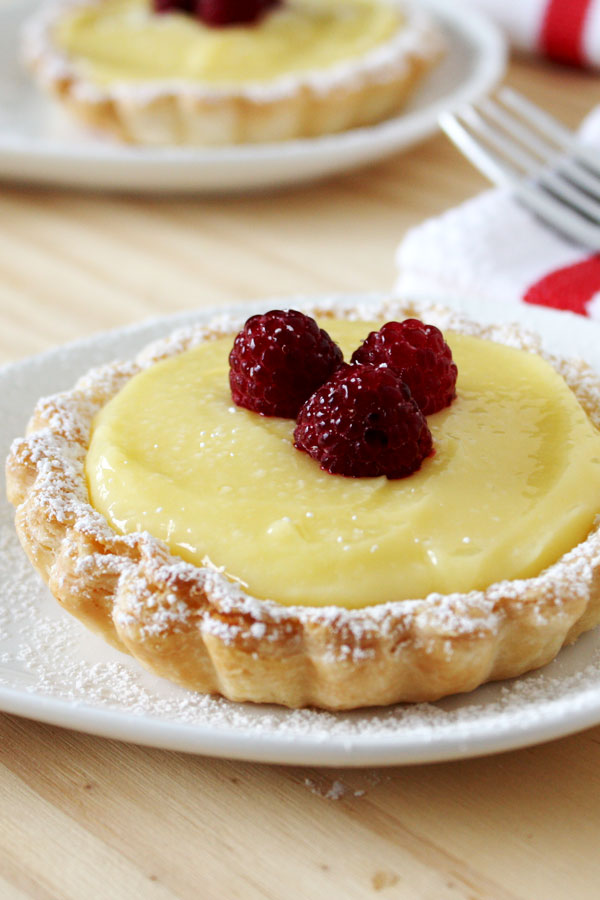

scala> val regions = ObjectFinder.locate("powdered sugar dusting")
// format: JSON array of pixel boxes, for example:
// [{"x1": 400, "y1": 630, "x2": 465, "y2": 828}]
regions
[{"x1": 3, "y1": 514, "x2": 600, "y2": 750}]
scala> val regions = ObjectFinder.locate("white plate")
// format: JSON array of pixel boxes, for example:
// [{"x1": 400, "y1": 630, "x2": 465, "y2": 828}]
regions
[
  {"x1": 2, "y1": 294, "x2": 600, "y2": 766},
  {"x1": 0, "y1": 0, "x2": 505, "y2": 192}
]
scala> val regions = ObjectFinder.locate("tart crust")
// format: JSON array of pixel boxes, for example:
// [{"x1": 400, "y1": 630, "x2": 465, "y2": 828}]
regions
[
  {"x1": 6, "y1": 299, "x2": 600, "y2": 709},
  {"x1": 22, "y1": 0, "x2": 444, "y2": 145}
]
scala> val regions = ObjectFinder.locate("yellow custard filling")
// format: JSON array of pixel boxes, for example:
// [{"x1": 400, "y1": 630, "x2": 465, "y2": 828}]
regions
[
  {"x1": 85, "y1": 321, "x2": 600, "y2": 609},
  {"x1": 54, "y1": 0, "x2": 401, "y2": 86}
]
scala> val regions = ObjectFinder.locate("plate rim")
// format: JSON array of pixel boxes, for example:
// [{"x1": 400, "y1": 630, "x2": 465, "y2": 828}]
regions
[
  {"x1": 2, "y1": 293, "x2": 600, "y2": 766},
  {"x1": 2, "y1": 679, "x2": 600, "y2": 766}
]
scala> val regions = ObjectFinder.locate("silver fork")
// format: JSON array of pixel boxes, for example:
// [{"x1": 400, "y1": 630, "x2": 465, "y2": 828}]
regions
[{"x1": 439, "y1": 88, "x2": 600, "y2": 250}]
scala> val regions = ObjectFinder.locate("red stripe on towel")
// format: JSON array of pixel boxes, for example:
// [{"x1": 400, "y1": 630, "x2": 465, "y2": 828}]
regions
[
  {"x1": 523, "y1": 255, "x2": 600, "y2": 316},
  {"x1": 540, "y1": 0, "x2": 593, "y2": 65}
]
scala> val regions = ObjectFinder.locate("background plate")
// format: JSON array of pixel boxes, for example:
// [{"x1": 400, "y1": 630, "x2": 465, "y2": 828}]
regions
[
  {"x1": 0, "y1": 0, "x2": 505, "y2": 192},
  {"x1": 2, "y1": 294, "x2": 600, "y2": 766}
]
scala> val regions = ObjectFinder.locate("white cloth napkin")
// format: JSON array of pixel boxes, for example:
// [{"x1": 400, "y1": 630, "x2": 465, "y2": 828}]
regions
[
  {"x1": 461, "y1": 0, "x2": 600, "y2": 66},
  {"x1": 395, "y1": 107, "x2": 600, "y2": 321},
  {"x1": 459, "y1": 0, "x2": 600, "y2": 67}
]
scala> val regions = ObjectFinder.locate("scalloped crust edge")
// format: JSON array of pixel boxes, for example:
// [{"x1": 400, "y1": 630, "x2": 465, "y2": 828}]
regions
[
  {"x1": 6, "y1": 298, "x2": 600, "y2": 709},
  {"x1": 22, "y1": 0, "x2": 444, "y2": 145}
]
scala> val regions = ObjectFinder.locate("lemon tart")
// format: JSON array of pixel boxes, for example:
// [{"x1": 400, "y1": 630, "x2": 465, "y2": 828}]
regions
[
  {"x1": 22, "y1": 0, "x2": 444, "y2": 145},
  {"x1": 6, "y1": 299, "x2": 600, "y2": 709}
]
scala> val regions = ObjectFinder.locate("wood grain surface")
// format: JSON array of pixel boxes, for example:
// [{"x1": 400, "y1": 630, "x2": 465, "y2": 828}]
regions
[{"x1": 2, "y1": 53, "x2": 600, "y2": 900}]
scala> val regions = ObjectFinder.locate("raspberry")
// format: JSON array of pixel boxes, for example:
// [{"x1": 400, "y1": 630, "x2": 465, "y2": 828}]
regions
[
  {"x1": 153, "y1": 0, "x2": 190, "y2": 13},
  {"x1": 294, "y1": 364, "x2": 433, "y2": 479},
  {"x1": 229, "y1": 309, "x2": 343, "y2": 418},
  {"x1": 351, "y1": 319, "x2": 457, "y2": 415},
  {"x1": 197, "y1": 0, "x2": 278, "y2": 26}
]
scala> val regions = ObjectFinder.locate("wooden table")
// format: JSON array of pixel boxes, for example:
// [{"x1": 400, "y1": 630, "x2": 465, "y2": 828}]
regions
[{"x1": 2, "y1": 57, "x2": 600, "y2": 900}]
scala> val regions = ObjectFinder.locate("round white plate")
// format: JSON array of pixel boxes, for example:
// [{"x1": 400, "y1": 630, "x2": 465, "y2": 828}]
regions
[
  {"x1": 2, "y1": 294, "x2": 600, "y2": 766},
  {"x1": 0, "y1": 0, "x2": 505, "y2": 192}
]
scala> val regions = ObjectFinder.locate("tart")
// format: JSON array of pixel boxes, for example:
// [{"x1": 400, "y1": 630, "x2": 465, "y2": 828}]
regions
[
  {"x1": 22, "y1": 0, "x2": 444, "y2": 145},
  {"x1": 6, "y1": 299, "x2": 600, "y2": 710}
]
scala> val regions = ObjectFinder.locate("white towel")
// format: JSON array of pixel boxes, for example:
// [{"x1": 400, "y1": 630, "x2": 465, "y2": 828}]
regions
[
  {"x1": 459, "y1": 0, "x2": 600, "y2": 67},
  {"x1": 395, "y1": 107, "x2": 600, "y2": 320}
]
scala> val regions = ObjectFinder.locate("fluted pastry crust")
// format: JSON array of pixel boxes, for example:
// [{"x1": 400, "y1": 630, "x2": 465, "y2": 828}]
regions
[
  {"x1": 22, "y1": 0, "x2": 444, "y2": 145},
  {"x1": 6, "y1": 299, "x2": 600, "y2": 709}
]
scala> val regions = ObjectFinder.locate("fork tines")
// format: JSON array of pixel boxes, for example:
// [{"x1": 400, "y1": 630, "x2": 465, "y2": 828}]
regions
[{"x1": 440, "y1": 88, "x2": 600, "y2": 250}]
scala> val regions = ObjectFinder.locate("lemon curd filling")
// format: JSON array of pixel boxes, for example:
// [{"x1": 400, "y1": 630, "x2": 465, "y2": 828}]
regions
[
  {"x1": 54, "y1": 0, "x2": 401, "y2": 87},
  {"x1": 85, "y1": 321, "x2": 600, "y2": 610}
]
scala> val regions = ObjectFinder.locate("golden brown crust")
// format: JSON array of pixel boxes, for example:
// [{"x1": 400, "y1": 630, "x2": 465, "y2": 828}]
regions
[
  {"x1": 22, "y1": 0, "x2": 443, "y2": 145},
  {"x1": 6, "y1": 299, "x2": 600, "y2": 709}
]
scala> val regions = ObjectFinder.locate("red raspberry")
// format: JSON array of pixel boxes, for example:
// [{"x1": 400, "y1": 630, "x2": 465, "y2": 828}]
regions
[
  {"x1": 197, "y1": 0, "x2": 278, "y2": 26},
  {"x1": 153, "y1": 0, "x2": 191, "y2": 13},
  {"x1": 229, "y1": 310, "x2": 343, "y2": 418},
  {"x1": 294, "y1": 364, "x2": 433, "y2": 479},
  {"x1": 351, "y1": 319, "x2": 457, "y2": 415}
]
